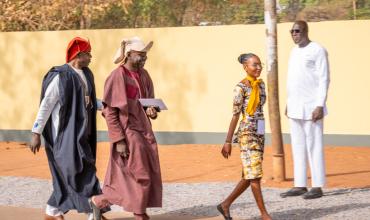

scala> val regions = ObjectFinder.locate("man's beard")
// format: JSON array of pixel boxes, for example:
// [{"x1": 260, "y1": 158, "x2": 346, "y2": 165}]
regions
[
  {"x1": 79, "y1": 60, "x2": 90, "y2": 68},
  {"x1": 134, "y1": 60, "x2": 145, "y2": 69}
]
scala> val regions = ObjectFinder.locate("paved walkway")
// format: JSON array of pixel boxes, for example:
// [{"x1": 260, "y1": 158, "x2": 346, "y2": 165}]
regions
[
  {"x1": 1, "y1": 142, "x2": 370, "y2": 219},
  {"x1": 1, "y1": 176, "x2": 370, "y2": 220}
]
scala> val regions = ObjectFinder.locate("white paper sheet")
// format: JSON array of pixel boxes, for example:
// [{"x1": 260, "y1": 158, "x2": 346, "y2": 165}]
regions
[{"x1": 138, "y1": 98, "x2": 168, "y2": 110}]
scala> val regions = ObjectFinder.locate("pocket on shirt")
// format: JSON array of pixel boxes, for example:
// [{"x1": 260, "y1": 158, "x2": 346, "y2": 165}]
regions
[
  {"x1": 304, "y1": 54, "x2": 316, "y2": 69},
  {"x1": 126, "y1": 84, "x2": 138, "y2": 99}
]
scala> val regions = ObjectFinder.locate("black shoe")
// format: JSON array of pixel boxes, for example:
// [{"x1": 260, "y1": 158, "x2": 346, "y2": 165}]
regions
[
  {"x1": 280, "y1": 187, "x2": 308, "y2": 198},
  {"x1": 303, "y1": 187, "x2": 323, "y2": 199},
  {"x1": 88, "y1": 198, "x2": 102, "y2": 220},
  {"x1": 217, "y1": 204, "x2": 233, "y2": 220}
]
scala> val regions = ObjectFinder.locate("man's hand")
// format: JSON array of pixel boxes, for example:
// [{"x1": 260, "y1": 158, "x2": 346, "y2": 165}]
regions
[
  {"x1": 29, "y1": 133, "x2": 41, "y2": 154},
  {"x1": 146, "y1": 106, "x2": 157, "y2": 119},
  {"x1": 221, "y1": 143, "x2": 232, "y2": 159},
  {"x1": 312, "y1": 106, "x2": 324, "y2": 122},
  {"x1": 116, "y1": 140, "x2": 129, "y2": 159}
]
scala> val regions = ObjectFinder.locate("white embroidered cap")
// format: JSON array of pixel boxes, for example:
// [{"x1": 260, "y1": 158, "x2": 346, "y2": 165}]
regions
[{"x1": 113, "y1": 36, "x2": 153, "y2": 64}]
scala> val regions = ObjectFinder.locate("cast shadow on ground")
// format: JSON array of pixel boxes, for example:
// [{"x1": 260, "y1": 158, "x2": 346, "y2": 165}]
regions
[
  {"x1": 107, "y1": 202, "x2": 251, "y2": 220},
  {"x1": 246, "y1": 203, "x2": 370, "y2": 220},
  {"x1": 164, "y1": 202, "x2": 252, "y2": 218},
  {"x1": 106, "y1": 202, "x2": 370, "y2": 220},
  {"x1": 324, "y1": 187, "x2": 370, "y2": 197},
  {"x1": 105, "y1": 215, "x2": 196, "y2": 220}
]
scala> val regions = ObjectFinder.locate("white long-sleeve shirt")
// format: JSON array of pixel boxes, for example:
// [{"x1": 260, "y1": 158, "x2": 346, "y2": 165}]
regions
[
  {"x1": 32, "y1": 64, "x2": 88, "y2": 141},
  {"x1": 32, "y1": 75, "x2": 60, "y2": 141},
  {"x1": 286, "y1": 41, "x2": 330, "y2": 120}
]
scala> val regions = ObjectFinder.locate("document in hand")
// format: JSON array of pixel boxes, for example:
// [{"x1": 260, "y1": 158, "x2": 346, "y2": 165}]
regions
[
  {"x1": 96, "y1": 99, "x2": 103, "y2": 111},
  {"x1": 138, "y1": 98, "x2": 168, "y2": 110}
]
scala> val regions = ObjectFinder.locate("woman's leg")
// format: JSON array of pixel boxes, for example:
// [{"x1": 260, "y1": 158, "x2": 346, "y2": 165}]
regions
[
  {"x1": 250, "y1": 178, "x2": 271, "y2": 220},
  {"x1": 220, "y1": 179, "x2": 250, "y2": 216}
]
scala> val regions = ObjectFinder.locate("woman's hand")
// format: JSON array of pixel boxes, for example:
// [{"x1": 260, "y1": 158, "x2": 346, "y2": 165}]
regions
[{"x1": 221, "y1": 142, "x2": 232, "y2": 159}]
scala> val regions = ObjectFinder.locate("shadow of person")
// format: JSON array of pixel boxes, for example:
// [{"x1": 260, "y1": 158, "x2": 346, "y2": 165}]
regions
[
  {"x1": 109, "y1": 214, "x2": 214, "y2": 220},
  {"x1": 107, "y1": 215, "x2": 207, "y2": 220},
  {"x1": 105, "y1": 201, "x2": 286, "y2": 219},
  {"x1": 107, "y1": 202, "x2": 253, "y2": 220},
  {"x1": 324, "y1": 187, "x2": 370, "y2": 197},
  {"x1": 246, "y1": 203, "x2": 370, "y2": 220},
  {"x1": 163, "y1": 202, "x2": 251, "y2": 219}
]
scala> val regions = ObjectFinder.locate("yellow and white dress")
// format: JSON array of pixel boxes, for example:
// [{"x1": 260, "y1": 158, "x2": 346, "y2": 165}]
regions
[{"x1": 232, "y1": 79, "x2": 266, "y2": 179}]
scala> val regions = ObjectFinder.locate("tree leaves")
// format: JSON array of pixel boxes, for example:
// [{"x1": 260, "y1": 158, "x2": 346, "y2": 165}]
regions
[
  {"x1": 0, "y1": 0, "x2": 132, "y2": 31},
  {"x1": 1, "y1": 0, "x2": 369, "y2": 32}
]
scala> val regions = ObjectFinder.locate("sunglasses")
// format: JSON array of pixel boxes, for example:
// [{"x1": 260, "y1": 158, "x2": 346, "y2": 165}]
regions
[{"x1": 290, "y1": 29, "x2": 301, "y2": 34}]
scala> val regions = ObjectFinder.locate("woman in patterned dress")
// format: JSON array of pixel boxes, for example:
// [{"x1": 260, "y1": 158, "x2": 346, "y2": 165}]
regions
[{"x1": 217, "y1": 53, "x2": 272, "y2": 220}]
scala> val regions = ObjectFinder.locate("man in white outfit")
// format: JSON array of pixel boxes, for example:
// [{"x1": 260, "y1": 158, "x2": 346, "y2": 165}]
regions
[{"x1": 280, "y1": 20, "x2": 330, "y2": 199}]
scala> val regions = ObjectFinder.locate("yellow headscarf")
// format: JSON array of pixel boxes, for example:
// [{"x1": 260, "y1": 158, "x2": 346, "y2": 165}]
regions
[{"x1": 245, "y1": 75, "x2": 262, "y2": 116}]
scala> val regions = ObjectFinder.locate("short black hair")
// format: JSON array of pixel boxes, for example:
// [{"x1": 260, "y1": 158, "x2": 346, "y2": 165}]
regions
[
  {"x1": 294, "y1": 20, "x2": 308, "y2": 32},
  {"x1": 238, "y1": 53, "x2": 256, "y2": 64}
]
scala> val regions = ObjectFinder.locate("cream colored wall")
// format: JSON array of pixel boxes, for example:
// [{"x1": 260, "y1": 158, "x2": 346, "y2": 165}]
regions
[{"x1": 0, "y1": 20, "x2": 369, "y2": 135}]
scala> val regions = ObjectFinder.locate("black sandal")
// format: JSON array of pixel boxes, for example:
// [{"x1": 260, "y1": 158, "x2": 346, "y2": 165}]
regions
[{"x1": 217, "y1": 204, "x2": 233, "y2": 220}]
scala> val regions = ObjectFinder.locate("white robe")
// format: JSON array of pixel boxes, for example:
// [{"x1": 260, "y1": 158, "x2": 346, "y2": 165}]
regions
[{"x1": 286, "y1": 41, "x2": 330, "y2": 187}]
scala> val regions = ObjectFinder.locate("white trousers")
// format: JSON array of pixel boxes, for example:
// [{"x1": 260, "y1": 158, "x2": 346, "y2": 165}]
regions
[
  {"x1": 289, "y1": 118, "x2": 326, "y2": 187},
  {"x1": 45, "y1": 204, "x2": 93, "y2": 220}
]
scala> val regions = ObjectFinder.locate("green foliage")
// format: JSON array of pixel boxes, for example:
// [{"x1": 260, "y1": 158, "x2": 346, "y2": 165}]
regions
[
  {"x1": 1, "y1": 0, "x2": 370, "y2": 31},
  {"x1": 91, "y1": 3, "x2": 129, "y2": 29},
  {"x1": 355, "y1": 0, "x2": 370, "y2": 19}
]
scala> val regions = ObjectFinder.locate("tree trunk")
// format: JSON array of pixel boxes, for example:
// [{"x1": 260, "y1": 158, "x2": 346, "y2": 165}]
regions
[
  {"x1": 264, "y1": 0, "x2": 286, "y2": 182},
  {"x1": 353, "y1": 0, "x2": 357, "y2": 20}
]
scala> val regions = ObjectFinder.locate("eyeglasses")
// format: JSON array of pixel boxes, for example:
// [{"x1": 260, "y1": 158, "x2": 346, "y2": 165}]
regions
[{"x1": 290, "y1": 29, "x2": 301, "y2": 34}]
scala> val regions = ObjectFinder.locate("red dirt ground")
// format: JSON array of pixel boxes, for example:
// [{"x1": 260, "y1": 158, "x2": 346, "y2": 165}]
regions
[{"x1": 1, "y1": 142, "x2": 370, "y2": 188}]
